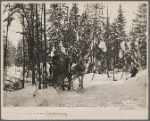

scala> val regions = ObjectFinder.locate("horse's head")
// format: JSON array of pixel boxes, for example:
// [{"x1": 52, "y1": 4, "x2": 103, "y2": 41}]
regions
[
  {"x1": 71, "y1": 63, "x2": 77, "y2": 73},
  {"x1": 70, "y1": 56, "x2": 90, "y2": 74}
]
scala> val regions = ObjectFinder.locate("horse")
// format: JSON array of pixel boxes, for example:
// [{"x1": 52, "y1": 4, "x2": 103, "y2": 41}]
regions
[
  {"x1": 43, "y1": 48, "x2": 91, "y2": 90},
  {"x1": 48, "y1": 54, "x2": 72, "y2": 90},
  {"x1": 71, "y1": 56, "x2": 91, "y2": 88}
]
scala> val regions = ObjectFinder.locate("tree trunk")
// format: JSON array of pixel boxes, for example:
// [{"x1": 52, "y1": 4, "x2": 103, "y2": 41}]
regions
[
  {"x1": 4, "y1": 23, "x2": 9, "y2": 71},
  {"x1": 22, "y1": 13, "x2": 25, "y2": 88},
  {"x1": 113, "y1": 49, "x2": 116, "y2": 81},
  {"x1": 43, "y1": 3, "x2": 47, "y2": 88},
  {"x1": 31, "y1": 4, "x2": 35, "y2": 85},
  {"x1": 106, "y1": 6, "x2": 110, "y2": 78},
  {"x1": 4, "y1": 4, "x2": 10, "y2": 71},
  {"x1": 41, "y1": 4, "x2": 44, "y2": 86},
  {"x1": 36, "y1": 4, "x2": 41, "y2": 89}
]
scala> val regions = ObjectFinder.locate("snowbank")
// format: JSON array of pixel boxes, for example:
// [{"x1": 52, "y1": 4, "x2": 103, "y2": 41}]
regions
[
  {"x1": 4, "y1": 86, "x2": 58, "y2": 107},
  {"x1": 3, "y1": 66, "x2": 147, "y2": 107},
  {"x1": 72, "y1": 69, "x2": 147, "y2": 107},
  {"x1": 125, "y1": 69, "x2": 147, "y2": 88},
  {"x1": 122, "y1": 69, "x2": 148, "y2": 107}
]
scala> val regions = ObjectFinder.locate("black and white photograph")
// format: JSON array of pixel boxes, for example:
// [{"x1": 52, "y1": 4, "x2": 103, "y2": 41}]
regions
[{"x1": 1, "y1": 1, "x2": 148, "y2": 120}]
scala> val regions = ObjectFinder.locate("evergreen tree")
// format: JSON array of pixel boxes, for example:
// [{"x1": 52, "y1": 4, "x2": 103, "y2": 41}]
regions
[
  {"x1": 112, "y1": 4, "x2": 127, "y2": 67},
  {"x1": 5, "y1": 41, "x2": 16, "y2": 66},
  {"x1": 86, "y1": 3, "x2": 105, "y2": 63},
  {"x1": 130, "y1": 3, "x2": 147, "y2": 68}
]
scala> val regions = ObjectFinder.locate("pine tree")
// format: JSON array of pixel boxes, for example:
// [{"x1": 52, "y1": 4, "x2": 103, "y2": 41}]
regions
[
  {"x1": 102, "y1": 6, "x2": 110, "y2": 77},
  {"x1": 65, "y1": 3, "x2": 80, "y2": 61},
  {"x1": 131, "y1": 3, "x2": 147, "y2": 68},
  {"x1": 86, "y1": 3, "x2": 105, "y2": 63},
  {"x1": 112, "y1": 4, "x2": 127, "y2": 67}
]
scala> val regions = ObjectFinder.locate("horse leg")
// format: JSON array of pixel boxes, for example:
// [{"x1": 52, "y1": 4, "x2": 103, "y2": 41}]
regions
[
  {"x1": 53, "y1": 75, "x2": 58, "y2": 88},
  {"x1": 68, "y1": 81, "x2": 70, "y2": 91},
  {"x1": 68, "y1": 74, "x2": 71, "y2": 91},
  {"x1": 62, "y1": 80, "x2": 65, "y2": 91},
  {"x1": 70, "y1": 80, "x2": 74, "y2": 89},
  {"x1": 78, "y1": 77, "x2": 81, "y2": 87},
  {"x1": 56, "y1": 79, "x2": 60, "y2": 89},
  {"x1": 80, "y1": 75, "x2": 84, "y2": 89}
]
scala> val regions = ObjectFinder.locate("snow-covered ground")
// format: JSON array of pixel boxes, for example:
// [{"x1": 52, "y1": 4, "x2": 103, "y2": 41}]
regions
[
  {"x1": 4, "y1": 86, "x2": 58, "y2": 107},
  {"x1": 3, "y1": 66, "x2": 148, "y2": 108}
]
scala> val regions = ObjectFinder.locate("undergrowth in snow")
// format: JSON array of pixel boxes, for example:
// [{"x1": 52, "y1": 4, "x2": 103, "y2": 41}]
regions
[{"x1": 3, "y1": 66, "x2": 148, "y2": 108}]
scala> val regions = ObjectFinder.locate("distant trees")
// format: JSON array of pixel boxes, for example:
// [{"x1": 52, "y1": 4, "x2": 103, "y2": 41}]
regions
[
  {"x1": 6, "y1": 41, "x2": 16, "y2": 66},
  {"x1": 3, "y1": 4, "x2": 14, "y2": 70},
  {"x1": 16, "y1": 40, "x2": 23, "y2": 66}
]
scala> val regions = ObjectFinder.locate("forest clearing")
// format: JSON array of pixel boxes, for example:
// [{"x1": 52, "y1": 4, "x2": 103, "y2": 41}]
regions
[{"x1": 2, "y1": 2, "x2": 148, "y2": 109}]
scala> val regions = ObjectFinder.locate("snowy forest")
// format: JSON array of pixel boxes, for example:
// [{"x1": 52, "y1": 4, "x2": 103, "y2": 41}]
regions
[{"x1": 2, "y1": 2, "x2": 148, "y2": 107}]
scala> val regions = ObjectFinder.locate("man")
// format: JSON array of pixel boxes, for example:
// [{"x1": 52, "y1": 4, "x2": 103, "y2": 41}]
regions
[
  {"x1": 130, "y1": 62, "x2": 138, "y2": 77},
  {"x1": 52, "y1": 54, "x2": 59, "y2": 65}
]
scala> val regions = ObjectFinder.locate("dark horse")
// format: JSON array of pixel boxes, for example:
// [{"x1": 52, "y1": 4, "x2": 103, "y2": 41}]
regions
[
  {"x1": 49, "y1": 52, "x2": 91, "y2": 90},
  {"x1": 50, "y1": 54, "x2": 72, "y2": 90}
]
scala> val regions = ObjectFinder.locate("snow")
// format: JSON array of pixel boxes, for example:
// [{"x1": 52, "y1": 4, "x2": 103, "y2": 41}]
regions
[
  {"x1": 4, "y1": 66, "x2": 23, "y2": 83},
  {"x1": 39, "y1": 62, "x2": 50, "y2": 77},
  {"x1": 59, "y1": 41, "x2": 66, "y2": 54},
  {"x1": 120, "y1": 41, "x2": 126, "y2": 51},
  {"x1": 50, "y1": 47, "x2": 55, "y2": 57},
  {"x1": 4, "y1": 86, "x2": 58, "y2": 107},
  {"x1": 119, "y1": 50, "x2": 123, "y2": 58},
  {"x1": 98, "y1": 41, "x2": 107, "y2": 52},
  {"x1": 3, "y1": 66, "x2": 147, "y2": 108}
]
